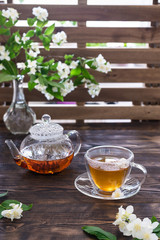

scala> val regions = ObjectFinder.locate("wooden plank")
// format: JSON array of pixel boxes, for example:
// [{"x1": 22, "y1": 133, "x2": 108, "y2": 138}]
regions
[
  {"x1": 78, "y1": 0, "x2": 87, "y2": 6},
  {"x1": 93, "y1": 68, "x2": 160, "y2": 83},
  {"x1": 0, "y1": 120, "x2": 159, "y2": 131},
  {"x1": 1, "y1": 88, "x2": 160, "y2": 102},
  {"x1": 90, "y1": 68, "x2": 160, "y2": 83},
  {"x1": 1, "y1": 105, "x2": 160, "y2": 120},
  {"x1": 1, "y1": 27, "x2": 160, "y2": 44},
  {"x1": 1, "y1": 5, "x2": 160, "y2": 21},
  {"x1": 20, "y1": 68, "x2": 160, "y2": 84},
  {"x1": 16, "y1": 48, "x2": 160, "y2": 64},
  {"x1": 27, "y1": 26, "x2": 160, "y2": 44},
  {"x1": 20, "y1": 69, "x2": 160, "y2": 84},
  {"x1": 77, "y1": 0, "x2": 87, "y2": 125}
]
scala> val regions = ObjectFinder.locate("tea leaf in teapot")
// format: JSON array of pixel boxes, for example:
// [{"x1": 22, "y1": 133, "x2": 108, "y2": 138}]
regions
[
  {"x1": 0, "y1": 191, "x2": 8, "y2": 198},
  {"x1": 82, "y1": 226, "x2": 117, "y2": 240}
]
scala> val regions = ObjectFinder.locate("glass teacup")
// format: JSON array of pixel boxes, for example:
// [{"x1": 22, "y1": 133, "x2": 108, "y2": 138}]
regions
[{"x1": 85, "y1": 145, "x2": 147, "y2": 194}]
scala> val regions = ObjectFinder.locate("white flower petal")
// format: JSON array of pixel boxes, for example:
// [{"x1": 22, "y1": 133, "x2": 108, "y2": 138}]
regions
[
  {"x1": 126, "y1": 205, "x2": 134, "y2": 214},
  {"x1": 17, "y1": 62, "x2": 26, "y2": 70},
  {"x1": 15, "y1": 35, "x2": 21, "y2": 44},
  {"x1": 1, "y1": 202, "x2": 23, "y2": 221},
  {"x1": 0, "y1": 64, "x2": 5, "y2": 71},
  {"x1": 111, "y1": 188, "x2": 124, "y2": 198},
  {"x1": 32, "y1": 7, "x2": 48, "y2": 21},
  {"x1": 52, "y1": 31, "x2": 67, "y2": 45}
]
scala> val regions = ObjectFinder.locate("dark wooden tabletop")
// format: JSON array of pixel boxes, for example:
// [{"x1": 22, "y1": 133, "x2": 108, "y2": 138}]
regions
[{"x1": 0, "y1": 122, "x2": 160, "y2": 240}]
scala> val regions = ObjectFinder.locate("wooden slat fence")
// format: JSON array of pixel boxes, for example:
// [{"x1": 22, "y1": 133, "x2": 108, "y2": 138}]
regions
[{"x1": 1, "y1": 0, "x2": 160, "y2": 123}]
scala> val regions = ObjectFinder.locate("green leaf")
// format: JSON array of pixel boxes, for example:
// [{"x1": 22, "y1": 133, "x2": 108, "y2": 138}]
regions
[
  {"x1": 35, "y1": 28, "x2": 42, "y2": 36},
  {"x1": 153, "y1": 223, "x2": 160, "y2": 233},
  {"x1": 2, "y1": 60, "x2": 18, "y2": 75},
  {"x1": 37, "y1": 20, "x2": 48, "y2": 28},
  {"x1": 30, "y1": 74, "x2": 37, "y2": 82},
  {"x1": 82, "y1": 226, "x2": 117, "y2": 240},
  {"x1": 44, "y1": 23, "x2": 55, "y2": 36},
  {"x1": 41, "y1": 67, "x2": 49, "y2": 75},
  {"x1": 151, "y1": 216, "x2": 160, "y2": 235},
  {"x1": 37, "y1": 56, "x2": 44, "y2": 63},
  {"x1": 65, "y1": 56, "x2": 74, "y2": 65},
  {"x1": 27, "y1": 17, "x2": 36, "y2": 26},
  {"x1": 47, "y1": 59, "x2": 55, "y2": 65},
  {"x1": 81, "y1": 67, "x2": 92, "y2": 80},
  {"x1": 9, "y1": 52, "x2": 16, "y2": 59},
  {"x1": 70, "y1": 67, "x2": 81, "y2": 77},
  {"x1": 28, "y1": 81, "x2": 37, "y2": 91},
  {"x1": 42, "y1": 36, "x2": 51, "y2": 50},
  {"x1": 42, "y1": 59, "x2": 54, "y2": 67},
  {"x1": 73, "y1": 75, "x2": 84, "y2": 86},
  {"x1": 53, "y1": 92, "x2": 64, "y2": 101},
  {"x1": 1, "y1": 200, "x2": 19, "y2": 208},
  {"x1": 85, "y1": 59, "x2": 96, "y2": 69},
  {"x1": 0, "y1": 15, "x2": 6, "y2": 26},
  {"x1": 23, "y1": 39, "x2": 32, "y2": 49},
  {"x1": 1, "y1": 200, "x2": 33, "y2": 211},
  {"x1": 22, "y1": 203, "x2": 33, "y2": 211},
  {"x1": 47, "y1": 81, "x2": 64, "y2": 89},
  {"x1": 13, "y1": 43, "x2": 21, "y2": 53},
  {"x1": 0, "y1": 191, "x2": 8, "y2": 198},
  {"x1": 0, "y1": 28, "x2": 10, "y2": 35},
  {"x1": 64, "y1": 54, "x2": 74, "y2": 60},
  {"x1": 21, "y1": 68, "x2": 30, "y2": 75},
  {"x1": 81, "y1": 68, "x2": 98, "y2": 84},
  {"x1": 0, "y1": 73, "x2": 16, "y2": 83},
  {"x1": 0, "y1": 205, "x2": 5, "y2": 219},
  {"x1": 81, "y1": 67, "x2": 97, "y2": 84},
  {"x1": 5, "y1": 18, "x2": 14, "y2": 28},
  {"x1": 38, "y1": 35, "x2": 43, "y2": 41},
  {"x1": 38, "y1": 75, "x2": 47, "y2": 85},
  {"x1": 156, "y1": 232, "x2": 160, "y2": 238},
  {"x1": 46, "y1": 86, "x2": 64, "y2": 101},
  {"x1": 151, "y1": 216, "x2": 158, "y2": 223},
  {"x1": 26, "y1": 30, "x2": 35, "y2": 38},
  {"x1": 48, "y1": 73, "x2": 60, "y2": 81}
]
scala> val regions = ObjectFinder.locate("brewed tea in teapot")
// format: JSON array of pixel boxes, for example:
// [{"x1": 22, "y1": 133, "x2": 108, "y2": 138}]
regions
[{"x1": 6, "y1": 114, "x2": 81, "y2": 174}]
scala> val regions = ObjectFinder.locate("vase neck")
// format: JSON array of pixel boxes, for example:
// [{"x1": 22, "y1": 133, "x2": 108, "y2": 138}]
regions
[{"x1": 12, "y1": 76, "x2": 26, "y2": 104}]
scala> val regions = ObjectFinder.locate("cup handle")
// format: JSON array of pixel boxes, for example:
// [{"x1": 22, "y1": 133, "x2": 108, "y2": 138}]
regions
[
  {"x1": 130, "y1": 162, "x2": 147, "y2": 186},
  {"x1": 66, "y1": 130, "x2": 81, "y2": 156}
]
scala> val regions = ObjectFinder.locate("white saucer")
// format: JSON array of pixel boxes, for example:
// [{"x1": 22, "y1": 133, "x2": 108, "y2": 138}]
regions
[{"x1": 74, "y1": 172, "x2": 141, "y2": 200}]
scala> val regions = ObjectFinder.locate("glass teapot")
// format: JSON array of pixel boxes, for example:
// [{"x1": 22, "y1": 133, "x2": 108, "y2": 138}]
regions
[{"x1": 5, "y1": 114, "x2": 81, "y2": 174}]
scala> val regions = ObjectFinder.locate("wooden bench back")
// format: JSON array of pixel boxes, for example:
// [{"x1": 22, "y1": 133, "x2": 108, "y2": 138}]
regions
[{"x1": 1, "y1": 0, "x2": 160, "y2": 123}]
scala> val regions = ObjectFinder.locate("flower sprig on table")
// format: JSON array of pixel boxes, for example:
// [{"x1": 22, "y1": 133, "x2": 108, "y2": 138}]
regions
[
  {"x1": 82, "y1": 205, "x2": 160, "y2": 240},
  {"x1": 0, "y1": 6, "x2": 111, "y2": 101},
  {"x1": 0, "y1": 191, "x2": 32, "y2": 221}
]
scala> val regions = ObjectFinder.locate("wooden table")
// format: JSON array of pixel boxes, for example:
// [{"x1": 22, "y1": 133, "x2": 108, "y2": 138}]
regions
[{"x1": 0, "y1": 123, "x2": 160, "y2": 240}]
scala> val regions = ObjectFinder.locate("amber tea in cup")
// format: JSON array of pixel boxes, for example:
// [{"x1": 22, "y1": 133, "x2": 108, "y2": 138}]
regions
[
  {"x1": 85, "y1": 146, "x2": 135, "y2": 193},
  {"x1": 88, "y1": 155, "x2": 130, "y2": 192}
]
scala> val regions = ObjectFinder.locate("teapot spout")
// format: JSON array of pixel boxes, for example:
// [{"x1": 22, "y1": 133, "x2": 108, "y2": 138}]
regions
[
  {"x1": 5, "y1": 139, "x2": 20, "y2": 158},
  {"x1": 5, "y1": 139, "x2": 28, "y2": 169}
]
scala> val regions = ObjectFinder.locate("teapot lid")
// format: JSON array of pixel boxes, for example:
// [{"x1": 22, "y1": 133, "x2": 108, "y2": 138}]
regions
[{"x1": 29, "y1": 114, "x2": 63, "y2": 140}]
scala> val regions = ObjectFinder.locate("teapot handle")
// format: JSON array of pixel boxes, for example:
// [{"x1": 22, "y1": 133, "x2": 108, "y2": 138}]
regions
[{"x1": 66, "y1": 130, "x2": 81, "y2": 156}]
